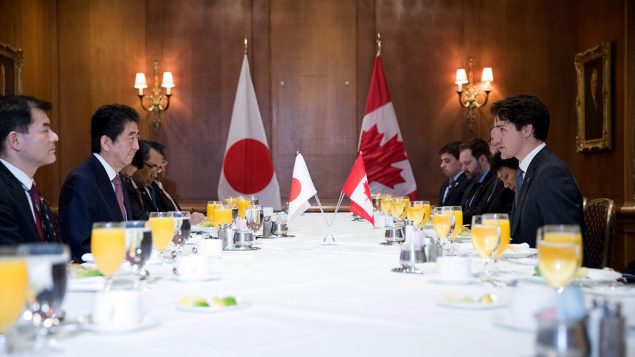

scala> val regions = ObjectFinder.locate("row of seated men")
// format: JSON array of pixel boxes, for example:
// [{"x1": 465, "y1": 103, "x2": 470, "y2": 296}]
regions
[{"x1": 0, "y1": 96, "x2": 202, "y2": 262}]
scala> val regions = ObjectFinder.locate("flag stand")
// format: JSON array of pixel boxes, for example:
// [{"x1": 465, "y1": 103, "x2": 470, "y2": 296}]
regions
[{"x1": 315, "y1": 193, "x2": 339, "y2": 244}]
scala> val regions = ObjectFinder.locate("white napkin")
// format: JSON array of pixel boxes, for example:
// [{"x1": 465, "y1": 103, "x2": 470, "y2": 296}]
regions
[{"x1": 68, "y1": 276, "x2": 105, "y2": 292}]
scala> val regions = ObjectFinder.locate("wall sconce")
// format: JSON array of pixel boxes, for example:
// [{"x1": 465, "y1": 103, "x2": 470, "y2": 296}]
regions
[
  {"x1": 455, "y1": 56, "x2": 493, "y2": 130},
  {"x1": 134, "y1": 60, "x2": 174, "y2": 132}
]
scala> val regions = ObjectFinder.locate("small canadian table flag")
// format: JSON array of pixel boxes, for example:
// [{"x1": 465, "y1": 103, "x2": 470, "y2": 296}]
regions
[{"x1": 342, "y1": 154, "x2": 374, "y2": 226}]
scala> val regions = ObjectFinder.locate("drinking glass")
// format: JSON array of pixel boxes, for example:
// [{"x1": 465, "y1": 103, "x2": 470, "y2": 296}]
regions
[
  {"x1": 148, "y1": 212, "x2": 176, "y2": 263},
  {"x1": 249, "y1": 195, "x2": 259, "y2": 206},
  {"x1": 483, "y1": 213, "x2": 510, "y2": 261},
  {"x1": 0, "y1": 246, "x2": 28, "y2": 354},
  {"x1": 390, "y1": 197, "x2": 406, "y2": 222},
  {"x1": 92, "y1": 222, "x2": 126, "y2": 290},
  {"x1": 371, "y1": 193, "x2": 382, "y2": 212},
  {"x1": 380, "y1": 195, "x2": 392, "y2": 216},
  {"x1": 206, "y1": 200, "x2": 222, "y2": 227},
  {"x1": 542, "y1": 225, "x2": 583, "y2": 270},
  {"x1": 172, "y1": 211, "x2": 192, "y2": 253},
  {"x1": 432, "y1": 207, "x2": 455, "y2": 242},
  {"x1": 471, "y1": 215, "x2": 501, "y2": 281},
  {"x1": 537, "y1": 225, "x2": 580, "y2": 293},
  {"x1": 418, "y1": 200, "x2": 431, "y2": 227},
  {"x1": 406, "y1": 202, "x2": 424, "y2": 229},
  {"x1": 245, "y1": 205, "x2": 263, "y2": 235},
  {"x1": 447, "y1": 206, "x2": 463, "y2": 241},
  {"x1": 124, "y1": 221, "x2": 153, "y2": 283},
  {"x1": 214, "y1": 204, "x2": 233, "y2": 229},
  {"x1": 19, "y1": 243, "x2": 69, "y2": 351},
  {"x1": 237, "y1": 198, "x2": 252, "y2": 219}
]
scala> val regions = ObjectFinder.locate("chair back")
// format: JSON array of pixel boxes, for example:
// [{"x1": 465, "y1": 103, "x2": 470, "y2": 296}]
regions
[{"x1": 583, "y1": 198, "x2": 616, "y2": 268}]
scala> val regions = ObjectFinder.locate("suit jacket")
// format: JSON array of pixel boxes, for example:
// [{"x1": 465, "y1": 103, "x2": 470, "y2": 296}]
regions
[
  {"x1": 460, "y1": 170, "x2": 497, "y2": 224},
  {"x1": 510, "y1": 147, "x2": 584, "y2": 247},
  {"x1": 438, "y1": 172, "x2": 469, "y2": 206},
  {"x1": 123, "y1": 177, "x2": 149, "y2": 220},
  {"x1": 480, "y1": 179, "x2": 514, "y2": 216},
  {"x1": 0, "y1": 162, "x2": 42, "y2": 245},
  {"x1": 152, "y1": 181, "x2": 180, "y2": 212},
  {"x1": 58, "y1": 155, "x2": 133, "y2": 261}
]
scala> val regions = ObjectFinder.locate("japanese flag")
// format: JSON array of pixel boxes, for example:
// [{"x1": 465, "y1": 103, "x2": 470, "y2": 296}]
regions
[{"x1": 287, "y1": 153, "x2": 317, "y2": 221}]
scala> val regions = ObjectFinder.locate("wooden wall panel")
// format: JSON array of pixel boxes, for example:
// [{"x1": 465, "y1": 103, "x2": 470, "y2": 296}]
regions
[{"x1": 271, "y1": 0, "x2": 358, "y2": 201}]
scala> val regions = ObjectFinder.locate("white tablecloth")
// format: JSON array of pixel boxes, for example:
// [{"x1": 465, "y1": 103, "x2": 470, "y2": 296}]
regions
[{"x1": 59, "y1": 213, "x2": 634, "y2": 357}]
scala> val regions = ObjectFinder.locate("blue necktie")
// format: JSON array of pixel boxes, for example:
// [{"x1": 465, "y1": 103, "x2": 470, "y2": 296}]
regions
[{"x1": 516, "y1": 169, "x2": 525, "y2": 193}]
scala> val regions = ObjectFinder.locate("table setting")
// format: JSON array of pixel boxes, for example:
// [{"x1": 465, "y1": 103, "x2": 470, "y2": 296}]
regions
[{"x1": 1, "y1": 200, "x2": 635, "y2": 356}]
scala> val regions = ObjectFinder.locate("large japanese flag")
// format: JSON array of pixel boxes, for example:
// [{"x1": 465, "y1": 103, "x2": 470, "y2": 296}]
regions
[
  {"x1": 287, "y1": 153, "x2": 317, "y2": 221},
  {"x1": 358, "y1": 54, "x2": 417, "y2": 199},
  {"x1": 342, "y1": 154, "x2": 374, "y2": 226},
  {"x1": 218, "y1": 54, "x2": 281, "y2": 210}
]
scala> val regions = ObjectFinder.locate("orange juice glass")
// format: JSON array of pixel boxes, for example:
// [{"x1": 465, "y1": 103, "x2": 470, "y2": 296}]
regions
[{"x1": 0, "y1": 247, "x2": 28, "y2": 334}]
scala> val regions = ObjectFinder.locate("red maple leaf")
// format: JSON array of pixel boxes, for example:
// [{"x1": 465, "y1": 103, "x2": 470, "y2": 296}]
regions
[{"x1": 359, "y1": 124, "x2": 407, "y2": 189}]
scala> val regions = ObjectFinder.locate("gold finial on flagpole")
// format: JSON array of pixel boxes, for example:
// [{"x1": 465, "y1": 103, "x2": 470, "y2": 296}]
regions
[
  {"x1": 376, "y1": 33, "x2": 382, "y2": 56},
  {"x1": 244, "y1": 37, "x2": 248, "y2": 54}
]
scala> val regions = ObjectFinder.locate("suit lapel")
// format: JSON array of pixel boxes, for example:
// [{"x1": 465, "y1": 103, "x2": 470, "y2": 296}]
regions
[
  {"x1": 511, "y1": 147, "x2": 548, "y2": 238},
  {"x1": 89, "y1": 155, "x2": 125, "y2": 221},
  {"x1": 0, "y1": 163, "x2": 41, "y2": 241}
]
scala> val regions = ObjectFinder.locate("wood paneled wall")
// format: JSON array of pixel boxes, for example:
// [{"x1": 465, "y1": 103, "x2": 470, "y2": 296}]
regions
[{"x1": 1, "y1": 0, "x2": 633, "y2": 266}]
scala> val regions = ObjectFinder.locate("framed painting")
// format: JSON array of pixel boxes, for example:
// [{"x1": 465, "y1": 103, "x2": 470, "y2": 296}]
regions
[
  {"x1": 574, "y1": 42, "x2": 611, "y2": 152},
  {"x1": 0, "y1": 42, "x2": 24, "y2": 96}
]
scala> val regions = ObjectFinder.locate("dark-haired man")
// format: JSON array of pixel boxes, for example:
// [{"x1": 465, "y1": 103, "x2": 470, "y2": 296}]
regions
[
  {"x1": 59, "y1": 104, "x2": 140, "y2": 261},
  {"x1": 491, "y1": 94, "x2": 583, "y2": 247},
  {"x1": 438, "y1": 141, "x2": 469, "y2": 206},
  {"x1": 0, "y1": 96, "x2": 59, "y2": 244}
]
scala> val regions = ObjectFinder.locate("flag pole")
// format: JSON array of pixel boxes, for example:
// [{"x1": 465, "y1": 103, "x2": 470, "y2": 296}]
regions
[
  {"x1": 314, "y1": 193, "x2": 336, "y2": 244},
  {"x1": 376, "y1": 33, "x2": 382, "y2": 56},
  {"x1": 244, "y1": 37, "x2": 248, "y2": 54},
  {"x1": 328, "y1": 191, "x2": 345, "y2": 228}
]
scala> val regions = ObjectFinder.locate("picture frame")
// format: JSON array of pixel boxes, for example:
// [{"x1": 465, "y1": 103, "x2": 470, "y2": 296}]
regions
[
  {"x1": 574, "y1": 42, "x2": 611, "y2": 152},
  {"x1": 0, "y1": 42, "x2": 24, "y2": 96}
]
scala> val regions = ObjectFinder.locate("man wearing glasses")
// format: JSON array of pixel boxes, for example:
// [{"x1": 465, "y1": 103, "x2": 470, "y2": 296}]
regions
[
  {"x1": 129, "y1": 140, "x2": 165, "y2": 215},
  {"x1": 59, "y1": 104, "x2": 140, "y2": 261}
]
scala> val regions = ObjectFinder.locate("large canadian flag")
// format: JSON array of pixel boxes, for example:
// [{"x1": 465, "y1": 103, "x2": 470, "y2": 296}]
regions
[
  {"x1": 358, "y1": 54, "x2": 417, "y2": 199},
  {"x1": 342, "y1": 154, "x2": 374, "y2": 226},
  {"x1": 218, "y1": 54, "x2": 281, "y2": 210},
  {"x1": 287, "y1": 153, "x2": 317, "y2": 221}
]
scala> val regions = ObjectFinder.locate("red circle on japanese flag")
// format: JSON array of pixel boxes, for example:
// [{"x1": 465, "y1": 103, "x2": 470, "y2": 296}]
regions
[
  {"x1": 289, "y1": 178, "x2": 301, "y2": 201},
  {"x1": 223, "y1": 138, "x2": 274, "y2": 194}
]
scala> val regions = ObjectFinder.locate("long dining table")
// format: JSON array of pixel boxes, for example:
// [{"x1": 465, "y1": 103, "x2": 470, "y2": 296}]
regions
[{"x1": 58, "y1": 213, "x2": 635, "y2": 356}]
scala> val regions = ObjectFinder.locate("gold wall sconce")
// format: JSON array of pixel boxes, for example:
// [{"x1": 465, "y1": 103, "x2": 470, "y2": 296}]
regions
[
  {"x1": 134, "y1": 60, "x2": 174, "y2": 132},
  {"x1": 455, "y1": 56, "x2": 493, "y2": 130}
]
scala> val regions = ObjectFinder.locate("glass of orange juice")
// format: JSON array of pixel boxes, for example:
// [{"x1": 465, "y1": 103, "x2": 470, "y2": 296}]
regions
[
  {"x1": 149, "y1": 212, "x2": 176, "y2": 263},
  {"x1": 482, "y1": 213, "x2": 510, "y2": 261},
  {"x1": 91, "y1": 222, "x2": 126, "y2": 290},
  {"x1": 214, "y1": 204, "x2": 233, "y2": 229},
  {"x1": 407, "y1": 202, "x2": 424, "y2": 228},
  {"x1": 380, "y1": 195, "x2": 392, "y2": 216},
  {"x1": 206, "y1": 200, "x2": 222, "y2": 227},
  {"x1": 471, "y1": 215, "x2": 501, "y2": 280},
  {"x1": 542, "y1": 224, "x2": 583, "y2": 270},
  {"x1": 237, "y1": 198, "x2": 252, "y2": 219},
  {"x1": 432, "y1": 207, "x2": 455, "y2": 242},
  {"x1": 0, "y1": 246, "x2": 28, "y2": 353},
  {"x1": 537, "y1": 225, "x2": 580, "y2": 292}
]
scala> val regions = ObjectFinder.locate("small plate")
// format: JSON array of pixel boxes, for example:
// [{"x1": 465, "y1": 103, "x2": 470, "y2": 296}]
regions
[
  {"x1": 172, "y1": 274, "x2": 219, "y2": 283},
  {"x1": 84, "y1": 317, "x2": 158, "y2": 333},
  {"x1": 177, "y1": 300, "x2": 249, "y2": 313},
  {"x1": 391, "y1": 266, "x2": 424, "y2": 274},
  {"x1": 502, "y1": 248, "x2": 537, "y2": 259},
  {"x1": 224, "y1": 246, "x2": 261, "y2": 251},
  {"x1": 492, "y1": 314, "x2": 536, "y2": 332},
  {"x1": 437, "y1": 294, "x2": 507, "y2": 310}
]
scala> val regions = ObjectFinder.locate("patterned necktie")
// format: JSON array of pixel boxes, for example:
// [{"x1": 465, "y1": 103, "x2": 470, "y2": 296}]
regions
[
  {"x1": 516, "y1": 169, "x2": 525, "y2": 193},
  {"x1": 443, "y1": 178, "x2": 454, "y2": 205},
  {"x1": 28, "y1": 184, "x2": 45, "y2": 242},
  {"x1": 112, "y1": 175, "x2": 126, "y2": 220}
]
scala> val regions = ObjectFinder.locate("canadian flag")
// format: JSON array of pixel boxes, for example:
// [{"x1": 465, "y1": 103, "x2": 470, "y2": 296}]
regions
[
  {"x1": 218, "y1": 54, "x2": 281, "y2": 210},
  {"x1": 287, "y1": 153, "x2": 317, "y2": 221},
  {"x1": 342, "y1": 154, "x2": 374, "y2": 226},
  {"x1": 358, "y1": 54, "x2": 417, "y2": 199}
]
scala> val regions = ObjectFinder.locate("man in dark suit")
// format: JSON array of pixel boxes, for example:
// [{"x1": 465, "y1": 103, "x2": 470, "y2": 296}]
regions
[
  {"x1": 59, "y1": 104, "x2": 140, "y2": 261},
  {"x1": 438, "y1": 141, "x2": 469, "y2": 206},
  {"x1": 491, "y1": 94, "x2": 584, "y2": 247},
  {"x1": 0, "y1": 96, "x2": 59, "y2": 245},
  {"x1": 458, "y1": 139, "x2": 508, "y2": 224}
]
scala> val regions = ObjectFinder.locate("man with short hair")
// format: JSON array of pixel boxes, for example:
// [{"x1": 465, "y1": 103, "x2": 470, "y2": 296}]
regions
[
  {"x1": 0, "y1": 96, "x2": 59, "y2": 245},
  {"x1": 438, "y1": 141, "x2": 469, "y2": 206},
  {"x1": 459, "y1": 138, "x2": 502, "y2": 223},
  {"x1": 491, "y1": 94, "x2": 584, "y2": 247},
  {"x1": 59, "y1": 104, "x2": 140, "y2": 261}
]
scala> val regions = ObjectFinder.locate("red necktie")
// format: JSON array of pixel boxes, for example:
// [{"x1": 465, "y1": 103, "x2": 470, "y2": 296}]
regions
[
  {"x1": 112, "y1": 175, "x2": 127, "y2": 220},
  {"x1": 28, "y1": 184, "x2": 45, "y2": 242}
]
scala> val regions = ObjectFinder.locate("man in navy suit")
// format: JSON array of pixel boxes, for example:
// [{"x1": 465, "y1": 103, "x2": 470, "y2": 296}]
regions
[
  {"x1": 491, "y1": 95, "x2": 583, "y2": 247},
  {"x1": 59, "y1": 104, "x2": 140, "y2": 261},
  {"x1": 438, "y1": 141, "x2": 469, "y2": 206},
  {"x1": 0, "y1": 96, "x2": 59, "y2": 245}
]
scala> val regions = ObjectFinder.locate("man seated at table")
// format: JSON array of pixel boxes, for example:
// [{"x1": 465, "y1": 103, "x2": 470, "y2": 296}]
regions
[
  {"x1": 438, "y1": 141, "x2": 469, "y2": 206},
  {"x1": 459, "y1": 138, "x2": 505, "y2": 223},
  {"x1": 59, "y1": 104, "x2": 140, "y2": 261},
  {"x1": 481, "y1": 152, "x2": 515, "y2": 215},
  {"x1": 490, "y1": 94, "x2": 584, "y2": 247},
  {"x1": 0, "y1": 96, "x2": 60, "y2": 244},
  {"x1": 120, "y1": 148, "x2": 146, "y2": 220}
]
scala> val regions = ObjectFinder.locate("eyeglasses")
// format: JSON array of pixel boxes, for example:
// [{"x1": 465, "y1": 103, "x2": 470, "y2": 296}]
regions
[{"x1": 144, "y1": 163, "x2": 163, "y2": 173}]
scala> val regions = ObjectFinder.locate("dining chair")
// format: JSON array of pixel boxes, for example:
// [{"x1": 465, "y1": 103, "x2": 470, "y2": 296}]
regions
[{"x1": 583, "y1": 198, "x2": 616, "y2": 268}]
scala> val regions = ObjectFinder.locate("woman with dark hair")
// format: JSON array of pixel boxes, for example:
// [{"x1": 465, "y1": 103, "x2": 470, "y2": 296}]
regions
[{"x1": 491, "y1": 152, "x2": 519, "y2": 192}]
